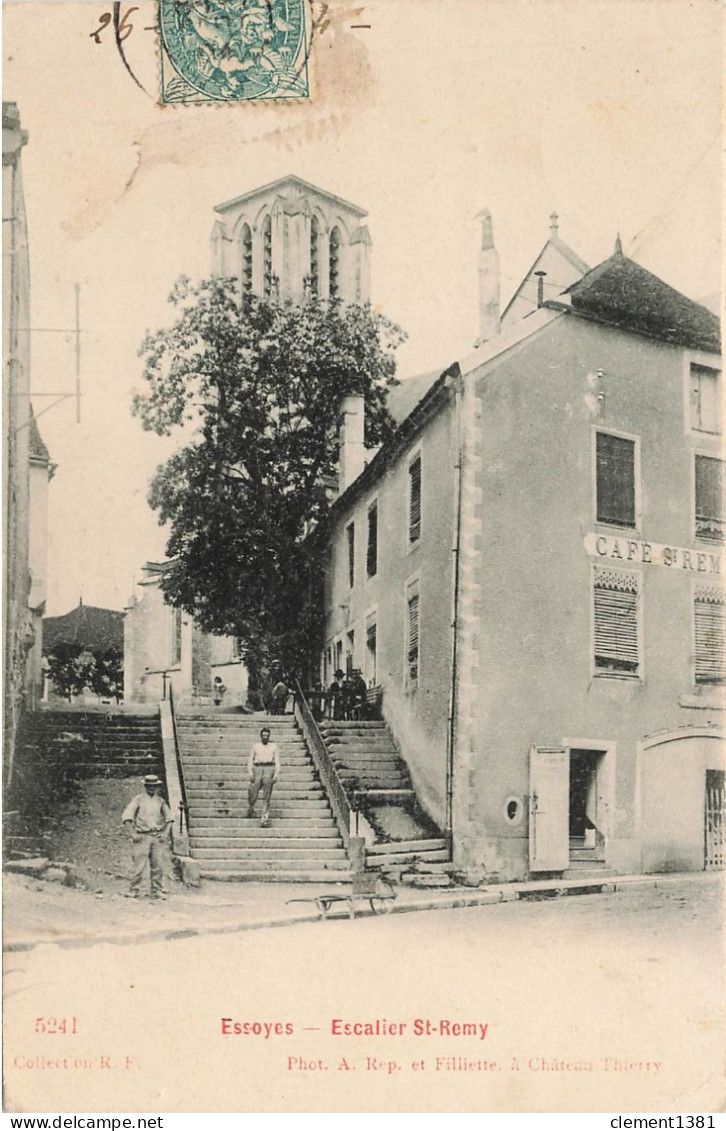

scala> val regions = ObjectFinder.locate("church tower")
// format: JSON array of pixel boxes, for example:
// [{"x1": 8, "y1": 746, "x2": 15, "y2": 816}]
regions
[{"x1": 211, "y1": 176, "x2": 372, "y2": 305}]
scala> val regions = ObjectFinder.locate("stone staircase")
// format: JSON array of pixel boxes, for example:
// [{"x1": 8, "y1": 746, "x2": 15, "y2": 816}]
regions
[
  {"x1": 562, "y1": 836, "x2": 616, "y2": 880},
  {"x1": 175, "y1": 710, "x2": 350, "y2": 882},
  {"x1": 318, "y1": 719, "x2": 450, "y2": 873},
  {"x1": 319, "y1": 719, "x2": 414, "y2": 793},
  {"x1": 19, "y1": 707, "x2": 164, "y2": 778}
]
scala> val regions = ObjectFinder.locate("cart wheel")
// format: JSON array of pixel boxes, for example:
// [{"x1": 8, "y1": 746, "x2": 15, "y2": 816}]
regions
[{"x1": 370, "y1": 896, "x2": 393, "y2": 915}]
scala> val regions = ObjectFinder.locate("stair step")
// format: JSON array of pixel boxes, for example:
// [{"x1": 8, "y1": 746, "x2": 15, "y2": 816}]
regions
[
  {"x1": 200, "y1": 868, "x2": 351, "y2": 882},
  {"x1": 190, "y1": 836, "x2": 343, "y2": 850},
  {"x1": 193, "y1": 848, "x2": 348, "y2": 861},
  {"x1": 319, "y1": 722, "x2": 386, "y2": 730},
  {"x1": 191, "y1": 818, "x2": 335, "y2": 827},
  {"x1": 191, "y1": 828, "x2": 339, "y2": 840},
  {"x1": 363, "y1": 848, "x2": 450, "y2": 865},
  {"x1": 367, "y1": 838, "x2": 447, "y2": 855}
]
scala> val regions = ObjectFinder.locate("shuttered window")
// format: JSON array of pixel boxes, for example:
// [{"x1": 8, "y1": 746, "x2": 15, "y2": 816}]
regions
[
  {"x1": 367, "y1": 501, "x2": 378, "y2": 577},
  {"x1": 346, "y1": 522, "x2": 355, "y2": 589},
  {"x1": 407, "y1": 588, "x2": 418, "y2": 683},
  {"x1": 329, "y1": 227, "x2": 340, "y2": 300},
  {"x1": 690, "y1": 364, "x2": 721, "y2": 434},
  {"x1": 593, "y1": 569, "x2": 639, "y2": 676},
  {"x1": 310, "y1": 216, "x2": 319, "y2": 296},
  {"x1": 695, "y1": 587, "x2": 726, "y2": 685},
  {"x1": 241, "y1": 223, "x2": 253, "y2": 310},
  {"x1": 695, "y1": 455, "x2": 724, "y2": 543},
  {"x1": 262, "y1": 215, "x2": 272, "y2": 298},
  {"x1": 409, "y1": 454, "x2": 422, "y2": 544},
  {"x1": 596, "y1": 431, "x2": 636, "y2": 528}
]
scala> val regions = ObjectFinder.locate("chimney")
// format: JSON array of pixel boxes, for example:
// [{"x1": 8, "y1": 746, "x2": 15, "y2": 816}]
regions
[
  {"x1": 476, "y1": 209, "x2": 500, "y2": 344},
  {"x1": 338, "y1": 394, "x2": 366, "y2": 492}
]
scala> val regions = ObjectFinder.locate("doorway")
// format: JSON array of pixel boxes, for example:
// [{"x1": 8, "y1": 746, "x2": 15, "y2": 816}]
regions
[{"x1": 569, "y1": 749, "x2": 606, "y2": 858}]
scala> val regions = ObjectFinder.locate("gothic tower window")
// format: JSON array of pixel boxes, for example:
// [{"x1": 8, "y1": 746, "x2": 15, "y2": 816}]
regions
[
  {"x1": 310, "y1": 216, "x2": 320, "y2": 296},
  {"x1": 262, "y1": 214, "x2": 273, "y2": 298},
  {"x1": 241, "y1": 223, "x2": 252, "y2": 309},
  {"x1": 329, "y1": 226, "x2": 341, "y2": 301}
]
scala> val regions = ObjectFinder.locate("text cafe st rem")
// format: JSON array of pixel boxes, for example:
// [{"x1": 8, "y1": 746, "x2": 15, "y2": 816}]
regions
[{"x1": 584, "y1": 533, "x2": 724, "y2": 576}]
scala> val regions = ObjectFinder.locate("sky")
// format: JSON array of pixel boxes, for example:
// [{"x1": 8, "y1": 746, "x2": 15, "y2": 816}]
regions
[{"x1": 3, "y1": 0, "x2": 722, "y2": 615}]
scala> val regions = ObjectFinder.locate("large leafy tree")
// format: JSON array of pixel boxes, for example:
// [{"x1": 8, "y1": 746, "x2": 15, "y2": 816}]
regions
[
  {"x1": 44, "y1": 644, "x2": 97, "y2": 703},
  {"x1": 132, "y1": 277, "x2": 405, "y2": 672}
]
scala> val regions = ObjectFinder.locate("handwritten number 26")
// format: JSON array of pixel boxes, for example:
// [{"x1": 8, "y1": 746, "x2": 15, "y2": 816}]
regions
[{"x1": 90, "y1": 7, "x2": 138, "y2": 44}]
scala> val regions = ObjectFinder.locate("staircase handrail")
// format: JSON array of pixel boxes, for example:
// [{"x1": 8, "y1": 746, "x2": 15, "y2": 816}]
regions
[
  {"x1": 167, "y1": 683, "x2": 190, "y2": 839},
  {"x1": 293, "y1": 679, "x2": 351, "y2": 848}
]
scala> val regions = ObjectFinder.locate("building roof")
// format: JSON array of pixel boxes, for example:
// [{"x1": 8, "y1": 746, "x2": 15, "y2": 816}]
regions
[
  {"x1": 387, "y1": 369, "x2": 443, "y2": 426},
  {"x1": 501, "y1": 216, "x2": 590, "y2": 325},
  {"x1": 565, "y1": 249, "x2": 721, "y2": 353},
  {"x1": 43, "y1": 602, "x2": 124, "y2": 652},
  {"x1": 28, "y1": 409, "x2": 50, "y2": 464},
  {"x1": 215, "y1": 176, "x2": 368, "y2": 219},
  {"x1": 325, "y1": 248, "x2": 719, "y2": 526}
]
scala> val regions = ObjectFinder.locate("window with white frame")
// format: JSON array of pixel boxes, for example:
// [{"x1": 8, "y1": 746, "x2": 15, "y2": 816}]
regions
[
  {"x1": 406, "y1": 577, "x2": 420, "y2": 686},
  {"x1": 695, "y1": 455, "x2": 724, "y2": 544},
  {"x1": 690, "y1": 364, "x2": 721, "y2": 434},
  {"x1": 593, "y1": 567, "x2": 640, "y2": 677},
  {"x1": 694, "y1": 585, "x2": 725, "y2": 685},
  {"x1": 595, "y1": 430, "x2": 637, "y2": 529},
  {"x1": 408, "y1": 452, "x2": 422, "y2": 545},
  {"x1": 367, "y1": 500, "x2": 378, "y2": 578}
]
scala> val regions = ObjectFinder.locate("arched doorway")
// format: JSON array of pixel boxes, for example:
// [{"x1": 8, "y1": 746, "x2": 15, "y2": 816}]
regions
[{"x1": 639, "y1": 728, "x2": 724, "y2": 873}]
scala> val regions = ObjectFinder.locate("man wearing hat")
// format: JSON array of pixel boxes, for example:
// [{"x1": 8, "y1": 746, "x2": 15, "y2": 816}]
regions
[{"x1": 121, "y1": 775, "x2": 173, "y2": 900}]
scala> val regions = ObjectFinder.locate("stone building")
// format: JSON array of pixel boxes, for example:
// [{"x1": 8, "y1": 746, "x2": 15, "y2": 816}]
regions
[
  {"x1": 321, "y1": 219, "x2": 723, "y2": 880},
  {"x1": 124, "y1": 562, "x2": 248, "y2": 708},
  {"x1": 210, "y1": 174, "x2": 371, "y2": 305},
  {"x1": 126, "y1": 176, "x2": 374, "y2": 707},
  {"x1": 3, "y1": 103, "x2": 54, "y2": 784}
]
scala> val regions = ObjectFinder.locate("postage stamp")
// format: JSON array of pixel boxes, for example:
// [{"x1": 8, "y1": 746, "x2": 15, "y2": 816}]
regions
[{"x1": 159, "y1": 0, "x2": 310, "y2": 105}]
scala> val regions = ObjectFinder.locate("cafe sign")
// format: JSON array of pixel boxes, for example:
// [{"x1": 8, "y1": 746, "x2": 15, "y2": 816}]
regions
[{"x1": 584, "y1": 533, "x2": 725, "y2": 575}]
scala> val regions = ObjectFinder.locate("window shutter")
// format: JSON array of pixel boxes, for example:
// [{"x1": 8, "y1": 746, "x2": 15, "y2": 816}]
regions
[
  {"x1": 593, "y1": 569, "x2": 639, "y2": 674},
  {"x1": 329, "y1": 227, "x2": 340, "y2": 300},
  {"x1": 409, "y1": 456, "x2": 422, "y2": 543},
  {"x1": 367, "y1": 503, "x2": 378, "y2": 577},
  {"x1": 262, "y1": 215, "x2": 272, "y2": 297},
  {"x1": 695, "y1": 455, "x2": 724, "y2": 543},
  {"x1": 310, "y1": 216, "x2": 319, "y2": 296},
  {"x1": 695, "y1": 587, "x2": 726, "y2": 684},
  {"x1": 407, "y1": 593, "x2": 420, "y2": 682},
  {"x1": 596, "y1": 432, "x2": 636, "y2": 527},
  {"x1": 346, "y1": 523, "x2": 355, "y2": 589}
]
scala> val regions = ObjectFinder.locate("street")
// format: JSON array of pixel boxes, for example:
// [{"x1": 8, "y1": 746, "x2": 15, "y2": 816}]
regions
[{"x1": 4, "y1": 877, "x2": 723, "y2": 1113}]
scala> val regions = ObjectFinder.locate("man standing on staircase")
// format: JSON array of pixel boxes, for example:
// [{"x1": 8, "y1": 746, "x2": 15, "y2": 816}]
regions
[{"x1": 247, "y1": 726, "x2": 281, "y2": 828}]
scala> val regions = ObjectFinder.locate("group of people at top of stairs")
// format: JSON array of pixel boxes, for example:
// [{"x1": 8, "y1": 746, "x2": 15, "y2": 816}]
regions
[
  {"x1": 252, "y1": 657, "x2": 375, "y2": 721},
  {"x1": 327, "y1": 669, "x2": 368, "y2": 721}
]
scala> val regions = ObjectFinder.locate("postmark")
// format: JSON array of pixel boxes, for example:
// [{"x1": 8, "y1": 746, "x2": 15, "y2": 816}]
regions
[{"x1": 159, "y1": 0, "x2": 310, "y2": 105}]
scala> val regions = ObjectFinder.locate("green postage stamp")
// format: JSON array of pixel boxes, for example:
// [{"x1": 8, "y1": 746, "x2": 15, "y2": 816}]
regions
[{"x1": 159, "y1": 0, "x2": 310, "y2": 104}]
